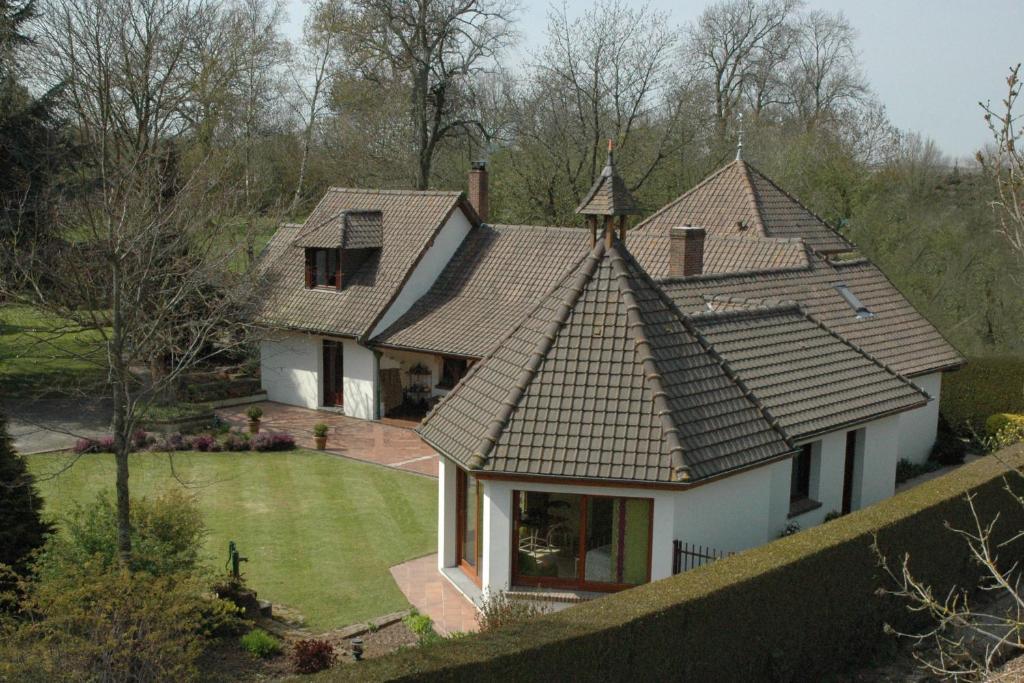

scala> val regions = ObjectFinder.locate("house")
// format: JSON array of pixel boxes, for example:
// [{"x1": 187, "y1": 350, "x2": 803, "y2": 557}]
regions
[{"x1": 256, "y1": 149, "x2": 963, "y2": 597}]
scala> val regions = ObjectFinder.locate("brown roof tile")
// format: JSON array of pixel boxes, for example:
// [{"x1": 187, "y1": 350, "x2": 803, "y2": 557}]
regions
[
  {"x1": 576, "y1": 152, "x2": 641, "y2": 216},
  {"x1": 662, "y1": 255, "x2": 964, "y2": 378},
  {"x1": 417, "y1": 239, "x2": 795, "y2": 483},
  {"x1": 256, "y1": 189, "x2": 470, "y2": 339},
  {"x1": 633, "y1": 160, "x2": 853, "y2": 253},
  {"x1": 689, "y1": 305, "x2": 930, "y2": 440}
]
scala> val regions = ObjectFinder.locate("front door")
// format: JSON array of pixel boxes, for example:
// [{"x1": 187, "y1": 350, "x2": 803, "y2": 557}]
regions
[
  {"x1": 322, "y1": 340, "x2": 344, "y2": 407},
  {"x1": 842, "y1": 430, "x2": 857, "y2": 514}
]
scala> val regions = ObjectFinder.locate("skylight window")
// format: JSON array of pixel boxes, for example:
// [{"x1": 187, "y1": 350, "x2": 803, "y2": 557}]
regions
[{"x1": 834, "y1": 283, "x2": 874, "y2": 320}]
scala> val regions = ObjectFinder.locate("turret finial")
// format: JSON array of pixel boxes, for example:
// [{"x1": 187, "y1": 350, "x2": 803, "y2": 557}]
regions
[{"x1": 736, "y1": 112, "x2": 744, "y2": 161}]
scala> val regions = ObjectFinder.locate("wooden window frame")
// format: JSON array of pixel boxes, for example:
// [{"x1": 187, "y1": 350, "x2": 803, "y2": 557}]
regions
[
  {"x1": 455, "y1": 469, "x2": 482, "y2": 587},
  {"x1": 304, "y1": 248, "x2": 342, "y2": 290},
  {"x1": 510, "y1": 491, "x2": 653, "y2": 593}
]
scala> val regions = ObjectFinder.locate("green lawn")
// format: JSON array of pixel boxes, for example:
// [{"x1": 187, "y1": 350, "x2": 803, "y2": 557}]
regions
[
  {"x1": 0, "y1": 305, "x2": 107, "y2": 397},
  {"x1": 27, "y1": 449, "x2": 438, "y2": 630}
]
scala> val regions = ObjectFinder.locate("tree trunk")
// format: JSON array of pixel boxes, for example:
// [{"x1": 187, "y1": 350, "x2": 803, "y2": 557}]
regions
[{"x1": 110, "y1": 264, "x2": 132, "y2": 565}]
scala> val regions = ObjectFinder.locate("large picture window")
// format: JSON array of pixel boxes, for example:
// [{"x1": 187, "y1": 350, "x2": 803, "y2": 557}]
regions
[{"x1": 513, "y1": 491, "x2": 652, "y2": 590}]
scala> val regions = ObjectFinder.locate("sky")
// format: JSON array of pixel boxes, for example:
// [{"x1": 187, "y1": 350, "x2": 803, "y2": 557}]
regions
[{"x1": 282, "y1": 0, "x2": 1023, "y2": 161}]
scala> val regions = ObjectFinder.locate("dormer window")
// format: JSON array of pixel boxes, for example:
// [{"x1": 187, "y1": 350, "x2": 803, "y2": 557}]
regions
[
  {"x1": 305, "y1": 248, "x2": 341, "y2": 289},
  {"x1": 293, "y1": 209, "x2": 383, "y2": 292},
  {"x1": 834, "y1": 282, "x2": 874, "y2": 320}
]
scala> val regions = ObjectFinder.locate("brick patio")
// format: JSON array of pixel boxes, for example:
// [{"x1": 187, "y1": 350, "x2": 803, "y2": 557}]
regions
[
  {"x1": 390, "y1": 555, "x2": 479, "y2": 636},
  {"x1": 216, "y1": 401, "x2": 439, "y2": 477}
]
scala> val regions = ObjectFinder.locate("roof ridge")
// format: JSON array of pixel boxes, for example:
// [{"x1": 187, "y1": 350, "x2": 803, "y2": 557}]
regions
[
  {"x1": 658, "y1": 261, "x2": 814, "y2": 285},
  {"x1": 633, "y1": 160, "x2": 742, "y2": 232},
  {"x1": 736, "y1": 160, "x2": 769, "y2": 238},
  {"x1": 612, "y1": 242, "x2": 797, "y2": 457},
  {"x1": 607, "y1": 245, "x2": 691, "y2": 482},
  {"x1": 463, "y1": 241, "x2": 606, "y2": 470},
  {"x1": 800, "y1": 310, "x2": 932, "y2": 403},
  {"x1": 621, "y1": 249, "x2": 797, "y2": 452},
  {"x1": 325, "y1": 187, "x2": 463, "y2": 197},
  {"x1": 742, "y1": 161, "x2": 854, "y2": 253},
  {"x1": 688, "y1": 301, "x2": 803, "y2": 321}
]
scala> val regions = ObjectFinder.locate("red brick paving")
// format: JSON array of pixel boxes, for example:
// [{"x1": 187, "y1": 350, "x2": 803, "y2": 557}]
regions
[
  {"x1": 390, "y1": 555, "x2": 479, "y2": 636},
  {"x1": 216, "y1": 401, "x2": 439, "y2": 477}
]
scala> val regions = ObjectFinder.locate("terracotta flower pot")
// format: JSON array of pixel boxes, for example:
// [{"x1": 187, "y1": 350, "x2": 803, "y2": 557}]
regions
[
  {"x1": 315, "y1": 435, "x2": 328, "y2": 450},
  {"x1": 248, "y1": 420, "x2": 260, "y2": 434}
]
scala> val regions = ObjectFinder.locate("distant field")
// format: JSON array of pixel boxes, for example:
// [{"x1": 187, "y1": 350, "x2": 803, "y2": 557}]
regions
[
  {"x1": 0, "y1": 305, "x2": 107, "y2": 398},
  {"x1": 28, "y1": 449, "x2": 438, "y2": 630}
]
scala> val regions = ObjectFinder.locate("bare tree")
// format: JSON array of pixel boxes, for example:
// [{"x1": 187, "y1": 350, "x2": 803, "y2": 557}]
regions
[
  {"x1": 876, "y1": 484, "x2": 1024, "y2": 681},
  {"x1": 684, "y1": 0, "x2": 801, "y2": 139},
  {"x1": 289, "y1": 0, "x2": 344, "y2": 213},
  {"x1": 979, "y1": 64, "x2": 1024, "y2": 269},
  {"x1": 18, "y1": 0, "x2": 266, "y2": 564},
  {"x1": 785, "y1": 9, "x2": 867, "y2": 129},
  {"x1": 337, "y1": 0, "x2": 519, "y2": 189}
]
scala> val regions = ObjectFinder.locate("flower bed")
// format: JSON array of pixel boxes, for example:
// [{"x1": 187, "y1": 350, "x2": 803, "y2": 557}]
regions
[{"x1": 73, "y1": 429, "x2": 295, "y2": 454}]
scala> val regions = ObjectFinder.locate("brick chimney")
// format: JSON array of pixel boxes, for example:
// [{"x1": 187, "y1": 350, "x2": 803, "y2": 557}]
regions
[
  {"x1": 669, "y1": 226, "x2": 705, "y2": 277},
  {"x1": 468, "y1": 161, "x2": 489, "y2": 222}
]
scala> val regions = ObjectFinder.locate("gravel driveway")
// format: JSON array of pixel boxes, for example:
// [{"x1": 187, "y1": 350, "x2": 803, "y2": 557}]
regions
[{"x1": 3, "y1": 397, "x2": 112, "y2": 454}]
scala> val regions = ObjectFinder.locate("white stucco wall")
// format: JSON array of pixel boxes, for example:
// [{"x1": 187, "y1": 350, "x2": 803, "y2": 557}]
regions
[
  {"x1": 438, "y1": 457, "x2": 458, "y2": 570},
  {"x1": 259, "y1": 331, "x2": 321, "y2": 408},
  {"x1": 369, "y1": 208, "x2": 474, "y2": 338},
  {"x1": 342, "y1": 339, "x2": 378, "y2": 420},
  {"x1": 898, "y1": 372, "x2": 942, "y2": 465},
  {"x1": 673, "y1": 465, "x2": 776, "y2": 553},
  {"x1": 858, "y1": 413, "x2": 901, "y2": 508}
]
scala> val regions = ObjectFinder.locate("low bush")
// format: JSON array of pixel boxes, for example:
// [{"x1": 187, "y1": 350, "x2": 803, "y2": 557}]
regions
[
  {"x1": 477, "y1": 591, "x2": 548, "y2": 632},
  {"x1": 240, "y1": 628, "x2": 281, "y2": 659},
  {"x1": 330, "y1": 447, "x2": 1024, "y2": 682},
  {"x1": 895, "y1": 458, "x2": 942, "y2": 484},
  {"x1": 40, "y1": 489, "x2": 206, "y2": 577},
  {"x1": 402, "y1": 611, "x2": 440, "y2": 644},
  {"x1": 73, "y1": 436, "x2": 115, "y2": 454},
  {"x1": 0, "y1": 561, "x2": 225, "y2": 682},
  {"x1": 986, "y1": 413, "x2": 1024, "y2": 442},
  {"x1": 941, "y1": 357, "x2": 1024, "y2": 433},
  {"x1": 251, "y1": 432, "x2": 295, "y2": 452},
  {"x1": 188, "y1": 434, "x2": 220, "y2": 452},
  {"x1": 221, "y1": 430, "x2": 251, "y2": 451},
  {"x1": 291, "y1": 638, "x2": 336, "y2": 674},
  {"x1": 930, "y1": 418, "x2": 969, "y2": 465},
  {"x1": 149, "y1": 432, "x2": 189, "y2": 452}
]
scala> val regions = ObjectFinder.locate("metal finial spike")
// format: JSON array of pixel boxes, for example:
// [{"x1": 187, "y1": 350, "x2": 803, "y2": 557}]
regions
[{"x1": 736, "y1": 113, "x2": 744, "y2": 161}]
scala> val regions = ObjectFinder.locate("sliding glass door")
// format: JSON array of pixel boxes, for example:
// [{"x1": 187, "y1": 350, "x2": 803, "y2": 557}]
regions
[{"x1": 513, "y1": 491, "x2": 652, "y2": 591}]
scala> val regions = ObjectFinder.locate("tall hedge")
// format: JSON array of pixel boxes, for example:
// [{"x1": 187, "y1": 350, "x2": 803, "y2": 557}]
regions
[
  {"x1": 941, "y1": 356, "x2": 1024, "y2": 433},
  {"x1": 324, "y1": 446, "x2": 1024, "y2": 682}
]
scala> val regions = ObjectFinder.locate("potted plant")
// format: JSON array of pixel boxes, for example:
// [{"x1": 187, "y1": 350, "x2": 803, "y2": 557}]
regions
[
  {"x1": 246, "y1": 405, "x2": 263, "y2": 434},
  {"x1": 313, "y1": 423, "x2": 329, "y2": 450}
]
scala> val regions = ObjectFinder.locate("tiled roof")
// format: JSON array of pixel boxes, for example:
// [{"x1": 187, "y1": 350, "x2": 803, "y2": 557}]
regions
[
  {"x1": 372, "y1": 226, "x2": 807, "y2": 358},
  {"x1": 293, "y1": 210, "x2": 384, "y2": 249},
  {"x1": 633, "y1": 160, "x2": 853, "y2": 253},
  {"x1": 689, "y1": 305, "x2": 930, "y2": 440},
  {"x1": 417, "y1": 239, "x2": 796, "y2": 484},
  {"x1": 662, "y1": 255, "x2": 965, "y2": 378},
  {"x1": 576, "y1": 152, "x2": 641, "y2": 216},
  {"x1": 256, "y1": 189, "x2": 472, "y2": 338},
  {"x1": 630, "y1": 233, "x2": 809, "y2": 277},
  {"x1": 372, "y1": 225, "x2": 590, "y2": 357}
]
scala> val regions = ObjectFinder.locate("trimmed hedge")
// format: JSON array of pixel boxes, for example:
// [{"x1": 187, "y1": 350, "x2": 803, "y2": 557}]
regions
[
  {"x1": 323, "y1": 446, "x2": 1024, "y2": 682},
  {"x1": 941, "y1": 356, "x2": 1024, "y2": 433}
]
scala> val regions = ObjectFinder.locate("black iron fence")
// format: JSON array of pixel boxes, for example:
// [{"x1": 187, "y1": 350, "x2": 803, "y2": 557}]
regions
[{"x1": 671, "y1": 540, "x2": 734, "y2": 575}]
